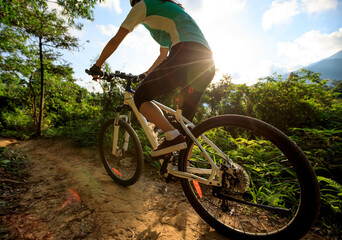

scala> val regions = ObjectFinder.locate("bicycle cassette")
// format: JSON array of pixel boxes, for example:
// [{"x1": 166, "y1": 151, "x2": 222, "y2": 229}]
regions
[{"x1": 223, "y1": 163, "x2": 250, "y2": 194}]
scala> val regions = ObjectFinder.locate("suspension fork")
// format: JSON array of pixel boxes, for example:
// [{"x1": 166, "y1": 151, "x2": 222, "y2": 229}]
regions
[
  {"x1": 112, "y1": 112, "x2": 120, "y2": 156},
  {"x1": 112, "y1": 111, "x2": 131, "y2": 156},
  {"x1": 123, "y1": 112, "x2": 131, "y2": 151}
]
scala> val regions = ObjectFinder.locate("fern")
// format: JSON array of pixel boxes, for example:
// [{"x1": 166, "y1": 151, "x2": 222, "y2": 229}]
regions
[{"x1": 317, "y1": 176, "x2": 342, "y2": 213}]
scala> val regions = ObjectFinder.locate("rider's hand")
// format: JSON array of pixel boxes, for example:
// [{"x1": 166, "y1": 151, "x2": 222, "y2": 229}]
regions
[
  {"x1": 86, "y1": 64, "x2": 103, "y2": 81},
  {"x1": 138, "y1": 72, "x2": 148, "y2": 81}
]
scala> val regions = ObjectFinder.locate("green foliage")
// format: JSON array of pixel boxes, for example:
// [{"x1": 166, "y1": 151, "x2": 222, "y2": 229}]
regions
[
  {"x1": 201, "y1": 75, "x2": 233, "y2": 117},
  {"x1": 0, "y1": 147, "x2": 29, "y2": 177},
  {"x1": 0, "y1": 0, "x2": 100, "y2": 136},
  {"x1": 317, "y1": 176, "x2": 342, "y2": 235},
  {"x1": 248, "y1": 70, "x2": 339, "y2": 132},
  {"x1": 195, "y1": 126, "x2": 341, "y2": 236},
  {"x1": 219, "y1": 83, "x2": 251, "y2": 116},
  {"x1": 199, "y1": 127, "x2": 299, "y2": 209},
  {"x1": 0, "y1": 146, "x2": 29, "y2": 223},
  {"x1": 196, "y1": 74, "x2": 341, "y2": 236},
  {"x1": 0, "y1": 0, "x2": 102, "y2": 25},
  {"x1": 1, "y1": 5, "x2": 341, "y2": 234},
  {"x1": 290, "y1": 128, "x2": 342, "y2": 182},
  {"x1": 318, "y1": 176, "x2": 342, "y2": 213},
  {"x1": 289, "y1": 127, "x2": 342, "y2": 235},
  {"x1": 1, "y1": 109, "x2": 33, "y2": 140},
  {"x1": 202, "y1": 70, "x2": 341, "y2": 133},
  {"x1": 331, "y1": 80, "x2": 342, "y2": 98},
  {"x1": 43, "y1": 119, "x2": 103, "y2": 147}
]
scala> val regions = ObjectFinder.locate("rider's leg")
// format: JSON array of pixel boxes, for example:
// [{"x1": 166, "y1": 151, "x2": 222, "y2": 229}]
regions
[
  {"x1": 135, "y1": 83, "x2": 186, "y2": 157},
  {"x1": 138, "y1": 101, "x2": 186, "y2": 157},
  {"x1": 139, "y1": 101, "x2": 174, "y2": 132},
  {"x1": 134, "y1": 42, "x2": 214, "y2": 156},
  {"x1": 179, "y1": 66, "x2": 215, "y2": 122}
]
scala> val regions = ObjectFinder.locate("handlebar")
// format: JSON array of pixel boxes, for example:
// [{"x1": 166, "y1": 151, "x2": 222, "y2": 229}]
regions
[
  {"x1": 85, "y1": 69, "x2": 140, "y2": 92},
  {"x1": 85, "y1": 69, "x2": 139, "y2": 83}
]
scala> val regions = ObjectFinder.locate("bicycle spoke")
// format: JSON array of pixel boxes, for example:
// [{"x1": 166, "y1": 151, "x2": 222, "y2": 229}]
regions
[
  {"x1": 99, "y1": 119, "x2": 143, "y2": 186},
  {"x1": 221, "y1": 196, "x2": 292, "y2": 216},
  {"x1": 179, "y1": 115, "x2": 320, "y2": 238}
]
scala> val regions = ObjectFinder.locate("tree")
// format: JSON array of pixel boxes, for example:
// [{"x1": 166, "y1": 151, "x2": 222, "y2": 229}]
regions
[
  {"x1": 1, "y1": 0, "x2": 88, "y2": 136},
  {"x1": 1, "y1": 0, "x2": 102, "y2": 25},
  {"x1": 219, "y1": 83, "x2": 250, "y2": 116},
  {"x1": 248, "y1": 69, "x2": 339, "y2": 132},
  {"x1": 202, "y1": 74, "x2": 232, "y2": 117}
]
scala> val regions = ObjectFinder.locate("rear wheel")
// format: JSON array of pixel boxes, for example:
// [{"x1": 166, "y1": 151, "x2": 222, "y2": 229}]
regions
[
  {"x1": 179, "y1": 115, "x2": 320, "y2": 239},
  {"x1": 99, "y1": 118, "x2": 143, "y2": 186}
]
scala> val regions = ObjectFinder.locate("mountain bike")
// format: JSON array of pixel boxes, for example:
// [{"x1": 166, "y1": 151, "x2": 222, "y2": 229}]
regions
[{"x1": 86, "y1": 70, "x2": 320, "y2": 240}]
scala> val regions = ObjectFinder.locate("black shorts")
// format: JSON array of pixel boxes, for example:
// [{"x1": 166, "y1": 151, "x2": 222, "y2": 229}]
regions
[{"x1": 134, "y1": 42, "x2": 215, "y2": 121}]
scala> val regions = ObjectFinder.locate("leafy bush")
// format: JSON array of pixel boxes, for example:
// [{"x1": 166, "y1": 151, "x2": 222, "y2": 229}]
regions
[
  {"x1": 248, "y1": 71, "x2": 338, "y2": 132},
  {"x1": 317, "y1": 176, "x2": 342, "y2": 236},
  {"x1": 0, "y1": 109, "x2": 33, "y2": 140},
  {"x1": 289, "y1": 128, "x2": 342, "y2": 236},
  {"x1": 290, "y1": 128, "x2": 342, "y2": 182},
  {"x1": 0, "y1": 147, "x2": 29, "y2": 179},
  {"x1": 43, "y1": 119, "x2": 103, "y2": 147}
]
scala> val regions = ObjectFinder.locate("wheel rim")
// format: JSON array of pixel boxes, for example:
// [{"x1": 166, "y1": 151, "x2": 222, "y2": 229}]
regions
[
  {"x1": 183, "y1": 124, "x2": 301, "y2": 236},
  {"x1": 102, "y1": 122, "x2": 139, "y2": 181}
]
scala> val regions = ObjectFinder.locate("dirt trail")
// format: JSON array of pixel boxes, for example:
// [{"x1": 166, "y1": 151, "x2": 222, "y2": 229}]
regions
[{"x1": 1, "y1": 138, "x2": 226, "y2": 240}]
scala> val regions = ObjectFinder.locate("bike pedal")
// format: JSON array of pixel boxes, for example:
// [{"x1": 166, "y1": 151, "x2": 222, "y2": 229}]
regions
[{"x1": 164, "y1": 174, "x2": 178, "y2": 183}]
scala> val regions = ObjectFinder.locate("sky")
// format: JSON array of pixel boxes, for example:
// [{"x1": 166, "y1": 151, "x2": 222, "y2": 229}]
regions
[{"x1": 59, "y1": 0, "x2": 342, "y2": 91}]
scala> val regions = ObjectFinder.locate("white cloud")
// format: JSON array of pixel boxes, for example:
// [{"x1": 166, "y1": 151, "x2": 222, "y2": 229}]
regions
[
  {"x1": 262, "y1": 0, "x2": 300, "y2": 30},
  {"x1": 68, "y1": 27, "x2": 84, "y2": 38},
  {"x1": 262, "y1": 0, "x2": 339, "y2": 30},
  {"x1": 97, "y1": 24, "x2": 119, "y2": 36},
  {"x1": 185, "y1": 0, "x2": 246, "y2": 21},
  {"x1": 99, "y1": 0, "x2": 122, "y2": 14},
  {"x1": 47, "y1": 1, "x2": 64, "y2": 14},
  {"x1": 182, "y1": 0, "x2": 246, "y2": 12},
  {"x1": 277, "y1": 28, "x2": 342, "y2": 70},
  {"x1": 95, "y1": 25, "x2": 160, "y2": 74},
  {"x1": 46, "y1": 2, "x2": 84, "y2": 39},
  {"x1": 302, "y1": 0, "x2": 339, "y2": 13}
]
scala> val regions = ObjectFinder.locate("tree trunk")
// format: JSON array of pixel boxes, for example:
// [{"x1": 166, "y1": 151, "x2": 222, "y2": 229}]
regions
[
  {"x1": 37, "y1": 35, "x2": 44, "y2": 136},
  {"x1": 28, "y1": 72, "x2": 38, "y2": 127}
]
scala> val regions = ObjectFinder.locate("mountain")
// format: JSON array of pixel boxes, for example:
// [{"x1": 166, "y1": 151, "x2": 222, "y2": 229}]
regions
[
  {"x1": 293, "y1": 50, "x2": 342, "y2": 81},
  {"x1": 305, "y1": 50, "x2": 342, "y2": 80}
]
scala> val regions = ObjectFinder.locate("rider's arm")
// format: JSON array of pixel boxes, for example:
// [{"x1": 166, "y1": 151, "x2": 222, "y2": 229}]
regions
[
  {"x1": 95, "y1": 27, "x2": 130, "y2": 67},
  {"x1": 145, "y1": 46, "x2": 169, "y2": 74}
]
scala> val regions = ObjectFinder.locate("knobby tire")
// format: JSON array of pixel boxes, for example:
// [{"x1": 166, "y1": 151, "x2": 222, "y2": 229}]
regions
[{"x1": 179, "y1": 114, "x2": 320, "y2": 240}]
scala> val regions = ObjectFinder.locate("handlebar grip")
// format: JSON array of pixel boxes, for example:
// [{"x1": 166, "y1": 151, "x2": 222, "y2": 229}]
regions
[
  {"x1": 85, "y1": 69, "x2": 102, "y2": 81},
  {"x1": 85, "y1": 69, "x2": 104, "y2": 77}
]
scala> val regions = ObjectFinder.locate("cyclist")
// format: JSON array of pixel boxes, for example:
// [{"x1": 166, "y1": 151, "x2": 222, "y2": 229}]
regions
[{"x1": 88, "y1": 0, "x2": 215, "y2": 157}]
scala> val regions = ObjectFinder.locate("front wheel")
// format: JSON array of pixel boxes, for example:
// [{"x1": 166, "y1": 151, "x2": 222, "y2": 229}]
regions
[
  {"x1": 179, "y1": 115, "x2": 320, "y2": 240},
  {"x1": 99, "y1": 118, "x2": 143, "y2": 186}
]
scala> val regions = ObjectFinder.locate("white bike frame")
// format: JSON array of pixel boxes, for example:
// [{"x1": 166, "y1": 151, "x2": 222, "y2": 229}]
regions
[{"x1": 113, "y1": 90, "x2": 235, "y2": 187}]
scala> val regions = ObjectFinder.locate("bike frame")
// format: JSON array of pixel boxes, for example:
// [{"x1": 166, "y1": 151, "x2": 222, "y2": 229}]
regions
[{"x1": 113, "y1": 90, "x2": 236, "y2": 187}]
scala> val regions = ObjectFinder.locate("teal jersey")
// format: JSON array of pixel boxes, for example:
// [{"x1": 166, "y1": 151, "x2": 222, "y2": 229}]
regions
[{"x1": 121, "y1": 0, "x2": 210, "y2": 50}]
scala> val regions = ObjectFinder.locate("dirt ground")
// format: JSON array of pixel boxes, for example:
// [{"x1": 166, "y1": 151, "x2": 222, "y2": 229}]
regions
[
  {"x1": 0, "y1": 138, "x2": 324, "y2": 240},
  {"x1": 0, "y1": 138, "x2": 228, "y2": 240}
]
